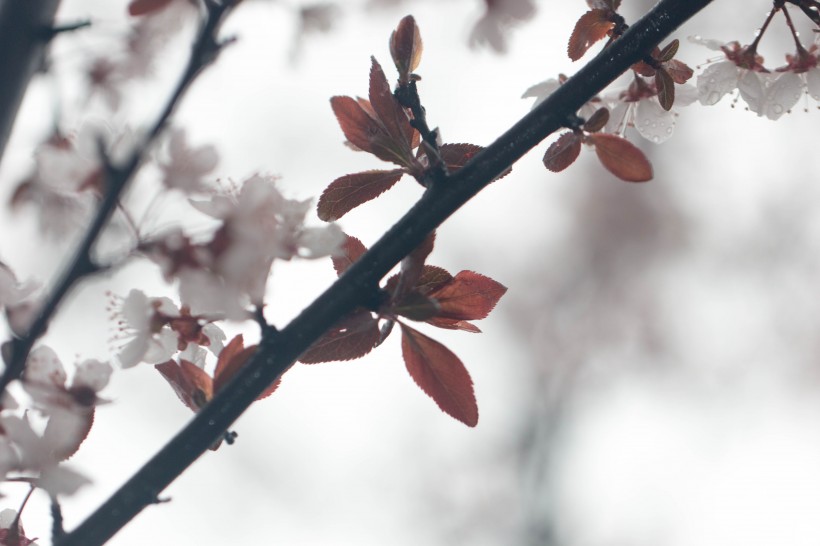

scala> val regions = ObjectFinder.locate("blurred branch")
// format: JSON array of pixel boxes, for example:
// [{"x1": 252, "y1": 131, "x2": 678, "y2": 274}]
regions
[
  {"x1": 0, "y1": 2, "x2": 239, "y2": 392},
  {"x1": 0, "y1": 0, "x2": 62, "y2": 167},
  {"x1": 58, "y1": 0, "x2": 715, "y2": 544}
]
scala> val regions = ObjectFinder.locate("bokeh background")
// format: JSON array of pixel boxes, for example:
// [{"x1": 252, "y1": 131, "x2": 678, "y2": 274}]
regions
[{"x1": 3, "y1": 0, "x2": 820, "y2": 544}]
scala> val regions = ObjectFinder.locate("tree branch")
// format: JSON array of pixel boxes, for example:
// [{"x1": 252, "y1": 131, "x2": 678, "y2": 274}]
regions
[
  {"x1": 0, "y1": 0, "x2": 62, "y2": 167},
  {"x1": 58, "y1": 0, "x2": 714, "y2": 544}
]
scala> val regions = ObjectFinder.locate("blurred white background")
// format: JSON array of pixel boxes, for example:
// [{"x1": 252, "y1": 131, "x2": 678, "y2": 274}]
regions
[{"x1": 3, "y1": 0, "x2": 820, "y2": 544}]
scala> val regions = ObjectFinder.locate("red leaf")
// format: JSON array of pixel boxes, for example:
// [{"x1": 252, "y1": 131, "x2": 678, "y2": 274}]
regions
[
  {"x1": 655, "y1": 68, "x2": 675, "y2": 111},
  {"x1": 212, "y1": 338, "x2": 277, "y2": 401},
  {"x1": 385, "y1": 265, "x2": 453, "y2": 301},
  {"x1": 664, "y1": 59, "x2": 694, "y2": 84},
  {"x1": 156, "y1": 359, "x2": 213, "y2": 412},
  {"x1": 426, "y1": 317, "x2": 482, "y2": 333},
  {"x1": 392, "y1": 292, "x2": 441, "y2": 321},
  {"x1": 400, "y1": 323, "x2": 478, "y2": 427},
  {"x1": 369, "y1": 57, "x2": 415, "y2": 150},
  {"x1": 390, "y1": 15, "x2": 423, "y2": 81},
  {"x1": 415, "y1": 265, "x2": 454, "y2": 295},
  {"x1": 658, "y1": 39, "x2": 679, "y2": 62},
  {"x1": 330, "y1": 96, "x2": 387, "y2": 156},
  {"x1": 427, "y1": 270, "x2": 507, "y2": 321},
  {"x1": 128, "y1": 0, "x2": 174, "y2": 16},
  {"x1": 318, "y1": 169, "x2": 404, "y2": 221},
  {"x1": 398, "y1": 232, "x2": 436, "y2": 297},
  {"x1": 543, "y1": 132, "x2": 582, "y2": 172},
  {"x1": 589, "y1": 133, "x2": 653, "y2": 182},
  {"x1": 568, "y1": 9, "x2": 613, "y2": 61},
  {"x1": 438, "y1": 143, "x2": 483, "y2": 171},
  {"x1": 213, "y1": 335, "x2": 254, "y2": 393},
  {"x1": 436, "y1": 143, "x2": 511, "y2": 181},
  {"x1": 299, "y1": 309, "x2": 381, "y2": 363},
  {"x1": 332, "y1": 235, "x2": 368, "y2": 276},
  {"x1": 583, "y1": 108, "x2": 610, "y2": 133}
]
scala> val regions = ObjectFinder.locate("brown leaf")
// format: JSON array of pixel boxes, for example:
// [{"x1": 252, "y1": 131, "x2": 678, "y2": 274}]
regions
[
  {"x1": 568, "y1": 9, "x2": 613, "y2": 61},
  {"x1": 332, "y1": 235, "x2": 368, "y2": 276},
  {"x1": 318, "y1": 169, "x2": 404, "y2": 221},
  {"x1": 368, "y1": 57, "x2": 415, "y2": 159},
  {"x1": 213, "y1": 335, "x2": 257, "y2": 395},
  {"x1": 664, "y1": 59, "x2": 694, "y2": 84},
  {"x1": 156, "y1": 359, "x2": 213, "y2": 412},
  {"x1": 426, "y1": 317, "x2": 482, "y2": 333},
  {"x1": 128, "y1": 0, "x2": 173, "y2": 16},
  {"x1": 583, "y1": 108, "x2": 610, "y2": 133},
  {"x1": 427, "y1": 270, "x2": 507, "y2": 321},
  {"x1": 299, "y1": 309, "x2": 381, "y2": 363},
  {"x1": 589, "y1": 133, "x2": 653, "y2": 182},
  {"x1": 438, "y1": 143, "x2": 483, "y2": 171},
  {"x1": 398, "y1": 232, "x2": 436, "y2": 298},
  {"x1": 390, "y1": 15, "x2": 423, "y2": 82},
  {"x1": 655, "y1": 68, "x2": 675, "y2": 111},
  {"x1": 543, "y1": 132, "x2": 582, "y2": 172},
  {"x1": 400, "y1": 323, "x2": 478, "y2": 427},
  {"x1": 330, "y1": 96, "x2": 387, "y2": 155},
  {"x1": 392, "y1": 292, "x2": 441, "y2": 321},
  {"x1": 658, "y1": 39, "x2": 679, "y2": 62}
]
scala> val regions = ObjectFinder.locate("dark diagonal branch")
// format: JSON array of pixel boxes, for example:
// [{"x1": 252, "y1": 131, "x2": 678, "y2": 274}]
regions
[
  {"x1": 58, "y1": 0, "x2": 715, "y2": 544},
  {"x1": 0, "y1": 1, "x2": 239, "y2": 394},
  {"x1": 0, "y1": 0, "x2": 62, "y2": 167}
]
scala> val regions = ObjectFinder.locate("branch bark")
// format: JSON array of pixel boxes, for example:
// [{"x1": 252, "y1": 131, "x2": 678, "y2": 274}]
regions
[
  {"x1": 0, "y1": 0, "x2": 62, "y2": 167},
  {"x1": 58, "y1": 0, "x2": 714, "y2": 543}
]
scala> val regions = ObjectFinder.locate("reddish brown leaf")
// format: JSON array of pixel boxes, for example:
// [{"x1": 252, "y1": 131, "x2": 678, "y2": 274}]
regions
[
  {"x1": 589, "y1": 133, "x2": 653, "y2": 182},
  {"x1": 390, "y1": 15, "x2": 423, "y2": 81},
  {"x1": 392, "y1": 292, "x2": 441, "y2": 321},
  {"x1": 368, "y1": 58, "x2": 416, "y2": 162},
  {"x1": 583, "y1": 108, "x2": 610, "y2": 133},
  {"x1": 156, "y1": 359, "x2": 213, "y2": 412},
  {"x1": 318, "y1": 169, "x2": 404, "y2": 221},
  {"x1": 128, "y1": 0, "x2": 173, "y2": 16},
  {"x1": 438, "y1": 143, "x2": 483, "y2": 171},
  {"x1": 332, "y1": 235, "x2": 368, "y2": 276},
  {"x1": 664, "y1": 59, "x2": 694, "y2": 84},
  {"x1": 299, "y1": 310, "x2": 380, "y2": 363},
  {"x1": 655, "y1": 68, "x2": 675, "y2": 111},
  {"x1": 427, "y1": 270, "x2": 506, "y2": 321},
  {"x1": 631, "y1": 60, "x2": 656, "y2": 77},
  {"x1": 415, "y1": 265, "x2": 454, "y2": 295},
  {"x1": 659, "y1": 39, "x2": 679, "y2": 62},
  {"x1": 386, "y1": 265, "x2": 453, "y2": 300},
  {"x1": 426, "y1": 317, "x2": 482, "y2": 333},
  {"x1": 543, "y1": 132, "x2": 582, "y2": 173},
  {"x1": 213, "y1": 335, "x2": 258, "y2": 396},
  {"x1": 330, "y1": 96, "x2": 387, "y2": 155},
  {"x1": 568, "y1": 9, "x2": 613, "y2": 61},
  {"x1": 398, "y1": 232, "x2": 436, "y2": 298},
  {"x1": 400, "y1": 323, "x2": 478, "y2": 427}
]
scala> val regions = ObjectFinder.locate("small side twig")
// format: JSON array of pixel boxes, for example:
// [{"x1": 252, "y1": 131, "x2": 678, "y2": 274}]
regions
[{"x1": 394, "y1": 80, "x2": 447, "y2": 186}]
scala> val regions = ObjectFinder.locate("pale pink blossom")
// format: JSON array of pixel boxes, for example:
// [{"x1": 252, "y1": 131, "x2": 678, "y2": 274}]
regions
[
  {"x1": 182, "y1": 175, "x2": 344, "y2": 312},
  {"x1": 158, "y1": 128, "x2": 219, "y2": 193},
  {"x1": 114, "y1": 290, "x2": 179, "y2": 368},
  {"x1": 112, "y1": 289, "x2": 226, "y2": 366},
  {"x1": 470, "y1": 0, "x2": 536, "y2": 53}
]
